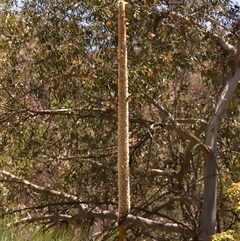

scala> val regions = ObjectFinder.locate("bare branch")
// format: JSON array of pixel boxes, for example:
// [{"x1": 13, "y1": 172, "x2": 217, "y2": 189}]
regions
[
  {"x1": 150, "y1": 98, "x2": 213, "y2": 160},
  {"x1": 0, "y1": 170, "x2": 86, "y2": 211},
  {"x1": 178, "y1": 123, "x2": 208, "y2": 186},
  {"x1": 201, "y1": 67, "x2": 240, "y2": 239},
  {"x1": 155, "y1": 11, "x2": 237, "y2": 55},
  {"x1": 1, "y1": 169, "x2": 194, "y2": 236},
  {"x1": 211, "y1": 33, "x2": 237, "y2": 55},
  {"x1": 11, "y1": 210, "x2": 194, "y2": 237}
]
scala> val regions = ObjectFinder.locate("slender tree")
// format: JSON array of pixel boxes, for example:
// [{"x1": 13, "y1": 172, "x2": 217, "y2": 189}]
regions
[
  {"x1": 117, "y1": 0, "x2": 130, "y2": 240},
  {"x1": 200, "y1": 44, "x2": 240, "y2": 240}
]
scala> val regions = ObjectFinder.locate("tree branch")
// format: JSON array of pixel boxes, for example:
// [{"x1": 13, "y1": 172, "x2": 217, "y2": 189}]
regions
[
  {"x1": 1, "y1": 169, "x2": 194, "y2": 237},
  {"x1": 0, "y1": 170, "x2": 86, "y2": 211},
  {"x1": 149, "y1": 98, "x2": 213, "y2": 160},
  {"x1": 10, "y1": 210, "x2": 194, "y2": 237},
  {"x1": 200, "y1": 67, "x2": 240, "y2": 239},
  {"x1": 178, "y1": 122, "x2": 207, "y2": 187},
  {"x1": 155, "y1": 10, "x2": 237, "y2": 55}
]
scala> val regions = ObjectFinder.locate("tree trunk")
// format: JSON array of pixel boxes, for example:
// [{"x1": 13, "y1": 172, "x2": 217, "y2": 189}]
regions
[{"x1": 200, "y1": 68, "x2": 240, "y2": 240}]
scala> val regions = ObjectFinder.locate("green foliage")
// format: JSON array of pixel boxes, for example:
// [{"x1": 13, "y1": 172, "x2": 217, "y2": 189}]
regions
[
  {"x1": 211, "y1": 230, "x2": 235, "y2": 241},
  {"x1": 0, "y1": 223, "x2": 80, "y2": 241},
  {"x1": 228, "y1": 183, "x2": 240, "y2": 214},
  {"x1": 0, "y1": 0, "x2": 240, "y2": 240}
]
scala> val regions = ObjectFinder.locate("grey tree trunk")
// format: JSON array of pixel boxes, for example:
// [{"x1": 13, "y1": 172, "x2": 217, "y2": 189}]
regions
[{"x1": 200, "y1": 68, "x2": 240, "y2": 240}]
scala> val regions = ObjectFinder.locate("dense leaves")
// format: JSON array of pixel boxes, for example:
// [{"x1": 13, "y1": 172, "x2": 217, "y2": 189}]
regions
[{"x1": 0, "y1": 0, "x2": 240, "y2": 240}]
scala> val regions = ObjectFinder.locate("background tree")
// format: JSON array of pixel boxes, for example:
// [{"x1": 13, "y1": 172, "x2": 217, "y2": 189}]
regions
[{"x1": 0, "y1": 0, "x2": 240, "y2": 240}]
